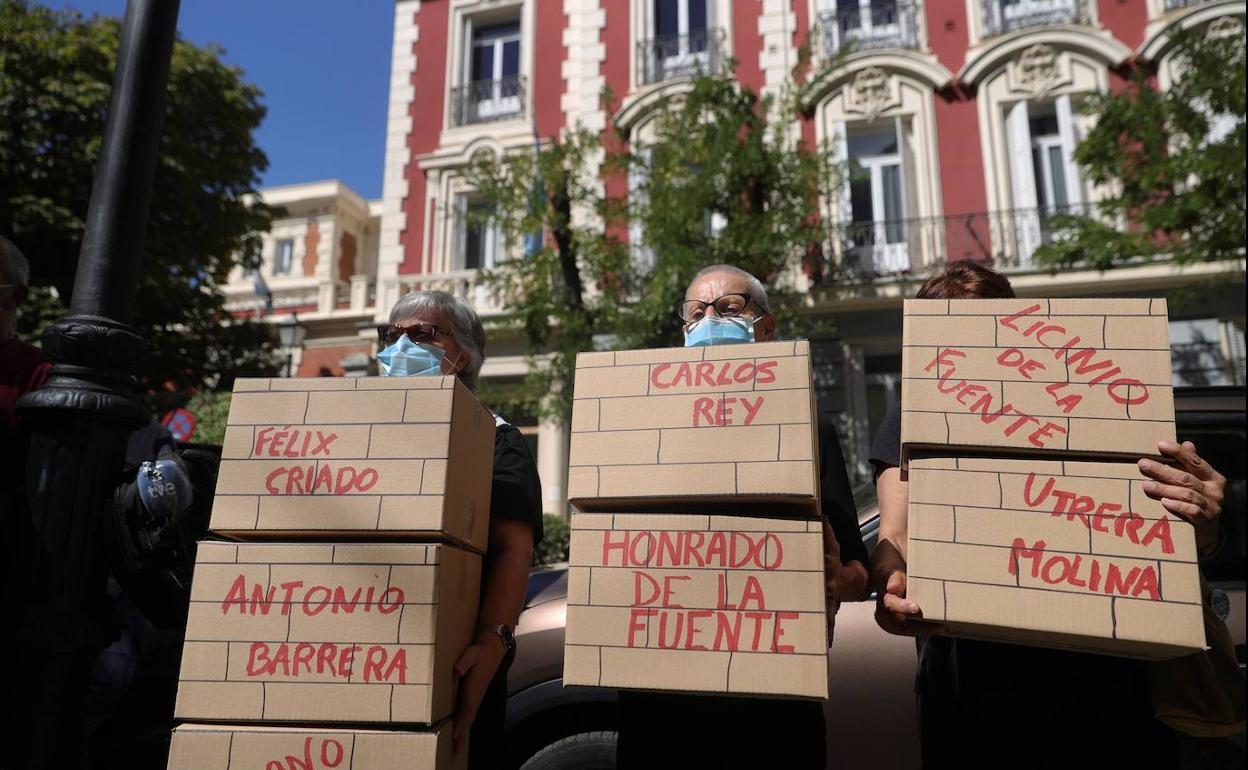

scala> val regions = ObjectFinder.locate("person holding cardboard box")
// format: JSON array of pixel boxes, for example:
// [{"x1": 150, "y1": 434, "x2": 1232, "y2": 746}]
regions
[
  {"x1": 615, "y1": 265, "x2": 869, "y2": 769},
  {"x1": 381, "y1": 290, "x2": 544, "y2": 769},
  {"x1": 869, "y1": 261, "x2": 1232, "y2": 767}
]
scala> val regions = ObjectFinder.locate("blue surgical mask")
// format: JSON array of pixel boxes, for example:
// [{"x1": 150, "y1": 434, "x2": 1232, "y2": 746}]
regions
[
  {"x1": 378, "y1": 335, "x2": 446, "y2": 376},
  {"x1": 683, "y1": 315, "x2": 757, "y2": 347}
]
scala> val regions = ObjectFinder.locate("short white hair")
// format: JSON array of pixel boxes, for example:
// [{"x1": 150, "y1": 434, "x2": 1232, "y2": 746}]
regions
[
  {"x1": 388, "y1": 290, "x2": 486, "y2": 390},
  {"x1": 0, "y1": 235, "x2": 30, "y2": 288},
  {"x1": 687, "y1": 264, "x2": 770, "y2": 313}
]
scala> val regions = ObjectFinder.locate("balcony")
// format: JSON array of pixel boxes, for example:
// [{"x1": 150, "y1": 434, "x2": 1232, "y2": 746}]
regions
[
  {"x1": 383, "y1": 270, "x2": 505, "y2": 317},
  {"x1": 449, "y1": 76, "x2": 526, "y2": 127},
  {"x1": 637, "y1": 28, "x2": 727, "y2": 86},
  {"x1": 1164, "y1": 0, "x2": 1214, "y2": 9},
  {"x1": 821, "y1": 2, "x2": 921, "y2": 58},
  {"x1": 823, "y1": 203, "x2": 1096, "y2": 278},
  {"x1": 981, "y1": 0, "x2": 1089, "y2": 37}
]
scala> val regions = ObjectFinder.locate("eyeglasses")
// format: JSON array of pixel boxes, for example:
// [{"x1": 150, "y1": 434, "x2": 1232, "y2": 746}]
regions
[
  {"x1": 377, "y1": 321, "x2": 451, "y2": 347},
  {"x1": 675, "y1": 293, "x2": 758, "y2": 323}
]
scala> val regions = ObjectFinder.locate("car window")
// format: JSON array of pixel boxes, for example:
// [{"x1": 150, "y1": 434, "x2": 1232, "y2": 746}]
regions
[{"x1": 1177, "y1": 425, "x2": 1246, "y2": 584}]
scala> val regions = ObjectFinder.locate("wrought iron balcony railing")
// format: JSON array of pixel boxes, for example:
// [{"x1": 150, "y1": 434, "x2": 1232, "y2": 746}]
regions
[
  {"x1": 1164, "y1": 0, "x2": 1212, "y2": 9},
  {"x1": 982, "y1": 0, "x2": 1089, "y2": 37},
  {"x1": 637, "y1": 28, "x2": 727, "y2": 86},
  {"x1": 823, "y1": 203, "x2": 1096, "y2": 279},
  {"x1": 821, "y1": 2, "x2": 921, "y2": 58},
  {"x1": 449, "y1": 75, "x2": 526, "y2": 127}
]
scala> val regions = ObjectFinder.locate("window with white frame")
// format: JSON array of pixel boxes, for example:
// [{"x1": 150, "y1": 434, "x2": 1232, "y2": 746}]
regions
[
  {"x1": 458, "y1": 19, "x2": 522, "y2": 124},
  {"x1": 1170, "y1": 318, "x2": 1244, "y2": 386},
  {"x1": 823, "y1": 0, "x2": 917, "y2": 55},
  {"x1": 628, "y1": 146, "x2": 656, "y2": 272},
  {"x1": 273, "y1": 238, "x2": 295, "y2": 276},
  {"x1": 982, "y1": 0, "x2": 1085, "y2": 37},
  {"x1": 642, "y1": 0, "x2": 715, "y2": 83},
  {"x1": 834, "y1": 118, "x2": 910, "y2": 274},
  {"x1": 453, "y1": 193, "x2": 502, "y2": 271},
  {"x1": 1003, "y1": 96, "x2": 1084, "y2": 262}
]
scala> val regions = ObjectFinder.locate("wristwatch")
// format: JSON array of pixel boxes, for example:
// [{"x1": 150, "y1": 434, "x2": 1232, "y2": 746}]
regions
[{"x1": 487, "y1": 623, "x2": 516, "y2": 654}]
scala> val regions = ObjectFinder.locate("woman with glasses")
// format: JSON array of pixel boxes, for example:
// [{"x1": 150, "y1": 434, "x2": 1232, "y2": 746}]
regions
[{"x1": 378, "y1": 290, "x2": 543, "y2": 769}]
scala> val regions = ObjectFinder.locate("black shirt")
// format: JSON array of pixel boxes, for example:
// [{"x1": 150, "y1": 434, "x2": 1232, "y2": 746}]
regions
[
  {"x1": 491, "y1": 419, "x2": 544, "y2": 546},
  {"x1": 868, "y1": 402, "x2": 903, "y2": 473},
  {"x1": 819, "y1": 415, "x2": 867, "y2": 567},
  {"x1": 868, "y1": 403, "x2": 1167, "y2": 760}
]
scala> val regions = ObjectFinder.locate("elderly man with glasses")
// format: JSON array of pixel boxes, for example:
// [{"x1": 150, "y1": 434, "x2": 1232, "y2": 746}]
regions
[{"x1": 616, "y1": 264, "x2": 870, "y2": 770}]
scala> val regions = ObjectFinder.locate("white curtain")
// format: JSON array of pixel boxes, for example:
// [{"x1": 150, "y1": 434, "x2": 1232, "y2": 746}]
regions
[
  {"x1": 1054, "y1": 93, "x2": 1084, "y2": 207},
  {"x1": 1005, "y1": 100, "x2": 1040, "y2": 264}
]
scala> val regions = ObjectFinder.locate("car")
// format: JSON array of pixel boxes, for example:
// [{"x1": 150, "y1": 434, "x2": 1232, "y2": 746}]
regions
[{"x1": 505, "y1": 386, "x2": 1247, "y2": 770}]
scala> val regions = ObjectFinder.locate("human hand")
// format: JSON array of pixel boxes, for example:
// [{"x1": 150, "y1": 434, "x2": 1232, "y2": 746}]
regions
[
  {"x1": 822, "y1": 520, "x2": 870, "y2": 642},
  {"x1": 873, "y1": 569, "x2": 942, "y2": 637},
  {"x1": 452, "y1": 635, "x2": 507, "y2": 756},
  {"x1": 1138, "y1": 440, "x2": 1226, "y2": 558}
]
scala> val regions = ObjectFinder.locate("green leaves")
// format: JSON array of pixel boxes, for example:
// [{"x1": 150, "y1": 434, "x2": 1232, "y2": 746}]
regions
[
  {"x1": 1036, "y1": 29, "x2": 1246, "y2": 271},
  {"x1": 2, "y1": 0, "x2": 279, "y2": 405},
  {"x1": 465, "y1": 69, "x2": 836, "y2": 424}
]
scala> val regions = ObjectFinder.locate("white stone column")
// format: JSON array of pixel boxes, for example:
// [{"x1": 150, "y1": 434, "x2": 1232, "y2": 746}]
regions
[
  {"x1": 537, "y1": 417, "x2": 570, "y2": 517},
  {"x1": 377, "y1": 1, "x2": 422, "y2": 323}
]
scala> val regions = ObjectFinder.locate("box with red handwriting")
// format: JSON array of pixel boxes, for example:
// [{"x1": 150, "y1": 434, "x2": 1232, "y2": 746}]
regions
[
  {"x1": 905, "y1": 455, "x2": 1205, "y2": 658},
  {"x1": 900, "y1": 299, "x2": 1175, "y2": 463},
  {"x1": 209, "y1": 376, "x2": 494, "y2": 552},
  {"x1": 567, "y1": 341, "x2": 820, "y2": 516}
]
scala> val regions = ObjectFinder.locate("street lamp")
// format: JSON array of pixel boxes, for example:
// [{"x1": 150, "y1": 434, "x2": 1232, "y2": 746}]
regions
[
  {"x1": 9, "y1": 0, "x2": 181, "y2": 765},
  {"x1": 278, "y1": 312, "x2": 307, "y2": 377}
]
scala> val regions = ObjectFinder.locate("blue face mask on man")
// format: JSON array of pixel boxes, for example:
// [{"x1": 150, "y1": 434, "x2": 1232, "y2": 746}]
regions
[
  {"x1": 378, "y1": 334, "x2": 447, "y2": 376},
  {"x1": 683, "y1": 314, "x2": 758, "y2": 347}
]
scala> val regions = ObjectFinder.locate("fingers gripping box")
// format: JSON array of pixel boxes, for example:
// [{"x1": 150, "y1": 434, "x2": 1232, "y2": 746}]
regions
[
  {"x1": 167, "y1": 723, "x2": 465, "y2": 770},
  {"x1": 564, "y1": 513, "x2": 829, "y2": 698},
  {"x1": 905, "y1": 456, "x2": 1205, "y2": 658},
  {"x1": 211, "y1": 376, "x2": 495, "y2": 552},
  {"x1": 174, "y1": 541, "x2": 480, "y2": 725},
  {"x1": 901, "y1": 299, "x2": 1176, "y2": 463},
  {"x1": 568, "y1": 341, "x2": 821, "y2": 516}
]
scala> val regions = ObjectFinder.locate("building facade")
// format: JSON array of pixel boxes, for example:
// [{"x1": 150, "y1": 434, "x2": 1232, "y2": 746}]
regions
[{"x1": 224, "y1": 0, "x2": 1247, "y2": 512}]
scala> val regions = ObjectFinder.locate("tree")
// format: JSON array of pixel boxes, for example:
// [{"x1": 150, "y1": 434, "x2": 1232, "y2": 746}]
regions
[
  {"x1": 1, "y1": 0, "x2": 280, "y2": 409},
  {"x1": 1036, "y1": 28, "x2": 1246, "y2": 270},
  {"x1": 467, "y1": 65, "x2": 837, "y2": 423}
]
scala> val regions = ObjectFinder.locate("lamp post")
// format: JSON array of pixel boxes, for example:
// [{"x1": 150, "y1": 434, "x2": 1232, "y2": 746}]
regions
[
  {"x1": 6, "y1": 1, "x2": 181, "y2": 766},
  {"x1": 279, "y1": 312, "x2": 308, "y2": 377}
]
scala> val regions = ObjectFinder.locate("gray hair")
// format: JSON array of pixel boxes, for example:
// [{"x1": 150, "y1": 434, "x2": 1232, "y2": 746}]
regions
[
  {"x1": 688, "y1": 264, "x2": 770, "y2": 313},
  {"x1": 0, "y1": 235, "x2": 30, "y2": 288},
  {"x1": 389, "y1": 290, "x2": 486, "y2": 390}
]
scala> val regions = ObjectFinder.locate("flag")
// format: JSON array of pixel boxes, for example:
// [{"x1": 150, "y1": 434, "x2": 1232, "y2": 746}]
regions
[{"x1": 251, "y1": 269, "x2": 273, "y2": 313}]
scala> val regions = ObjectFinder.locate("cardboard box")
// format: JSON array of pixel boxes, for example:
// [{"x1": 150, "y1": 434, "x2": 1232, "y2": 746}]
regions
[
  {"x1": 564, "y1": 512, "x2": 828, "y2": 698},
  {"x1": 167, "y1": 722, "x2": 464, "y2": 770},
  {"x1": 211, "y1": 376, "x2": 494, "y2": 552},
  {"x1": 901, "y1": 299, "x2": 1176, "y2": 462},
  {"x1": 568, "y1": 341, "x2": 821, "y2": 515},
  {"x1": 174, "y1": 541, "x2": 480, "y2": 725},
  {"x1": 906, "y1": 455, "x2": 1205, "y2": 658}
]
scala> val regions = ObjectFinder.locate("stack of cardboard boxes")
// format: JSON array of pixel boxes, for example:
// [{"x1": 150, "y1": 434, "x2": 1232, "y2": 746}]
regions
[
  {"x1": 563, "y1": 341, "x2": 830, "y2": 699},
  {"x1": 168, "y1": 376, "x2": 495, "y2": 770},
  {"x1": 900, "y1": 299, "x2": 1206, "y2": 657}
]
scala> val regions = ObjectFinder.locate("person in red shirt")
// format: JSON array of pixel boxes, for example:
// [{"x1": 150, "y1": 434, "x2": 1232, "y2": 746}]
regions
[{"x1": 1, "y1": 235, "x2": 52, "y2": 514}]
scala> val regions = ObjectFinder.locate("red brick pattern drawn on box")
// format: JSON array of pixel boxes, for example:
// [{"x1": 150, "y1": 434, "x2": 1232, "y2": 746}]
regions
[
  {"x1": 901, "y1": 299, "x2": 1176, "y2": 457},
  {"x1": 174, "y1": 542, "x2": 479, "y2": 726},
  {"x1": 905, "y1": 457, "x2": 1205, "y2": 655},
  {"x1": 211, "y1": 376, "x2": 493, "y2": 551},
  {"x1": 567, "y1": 341, "x2": 820, "y2": 511},
  {"x1": 563, "y1": 514, "x2": 828, "y2": 699}
]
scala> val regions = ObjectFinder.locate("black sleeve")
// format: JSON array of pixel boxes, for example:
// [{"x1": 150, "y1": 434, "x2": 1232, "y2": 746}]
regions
[
  {"x1": 819, "y1": 416, "x2": 868, "y2": 567},
  {"x1": 868, "y1": 403, "x2": 902, "y2": 476},
  {"x1": 491, "y1": 424, "x2": 544, "y2": 545}
]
